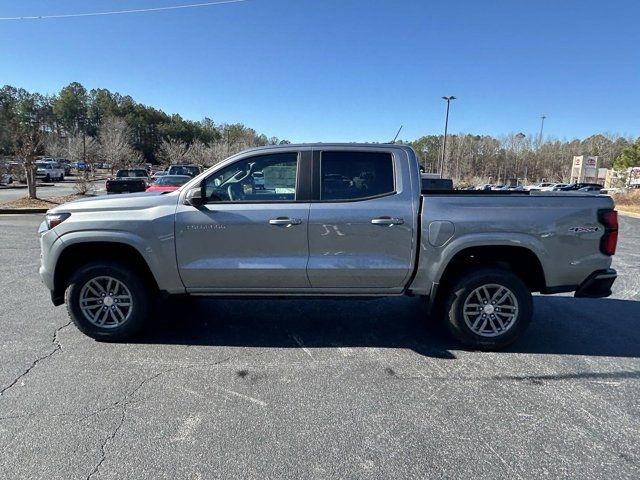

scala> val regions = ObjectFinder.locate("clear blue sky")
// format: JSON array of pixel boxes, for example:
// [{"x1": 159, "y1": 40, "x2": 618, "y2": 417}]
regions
[{"x1": 1, "y1": 0, "x2": 639, "y2": 143}]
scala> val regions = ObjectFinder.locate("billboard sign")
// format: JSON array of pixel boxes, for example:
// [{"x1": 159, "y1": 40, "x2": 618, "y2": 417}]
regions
[{"x1": 583, "y1": 156, "x2": 598, "y2": 179}]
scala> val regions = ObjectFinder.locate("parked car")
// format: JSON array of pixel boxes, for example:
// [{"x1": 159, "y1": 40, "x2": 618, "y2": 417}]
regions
[
  {"x1": 105, "y1": 168, "x2": 150, "y2": 194},
  {"x1": 75, "y1": 162, "x2": 92, "y2": 172},
  {"x1": 36, "y1": 160, "x2": 65, "y2": 182},
  {"x1": 525, "y1": 182, "x2": 555, "y2": 191},
  {"x1": 57, "y1": 160, "x2": 72, "y2": 176},
  {"x1": 578, "y1": 186, "x2": 604, "y2": 193},
  {"x1": 557, "y1": 183, "x2": 603, "y2": 192},
  {"x1": 39, "y1": 144, "x2": 618, "y2": 350},
  {"x1": 145, "y1": 174, "x2": 191, "y2": 192},
  {"x1": 167, "y1": 164, "x2": 202, "y2": 178},
  {"x1": 151, "y1": 171, "x2": 168, "y2": 182},
  {"x1": 545, "y1": 183, "x2": 568, "y2": 191}
]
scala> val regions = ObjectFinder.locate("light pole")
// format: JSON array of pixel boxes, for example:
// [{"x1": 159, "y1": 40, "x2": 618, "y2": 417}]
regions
[
  {"x1": 515, "y1": 132, "x2": 526, "y2": 185},
  {"x1": 538, "y1": 115, "x2": 546, "y2": 148},
  {"x1": 439, "y1": 96, "x2": 456, "y2": 176}
]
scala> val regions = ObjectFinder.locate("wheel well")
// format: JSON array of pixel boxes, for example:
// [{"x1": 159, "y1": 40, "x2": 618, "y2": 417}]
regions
[
  {"x1": 54, "y1": 242, "x2": 159, "y2": 299},
  {"x1": 437, "y1": 246, "x2": 546, "y2": 295}
]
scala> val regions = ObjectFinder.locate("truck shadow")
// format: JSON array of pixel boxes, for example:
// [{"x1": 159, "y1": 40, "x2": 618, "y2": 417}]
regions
[{"x1": 142, "y1": 295, "x2": 640, "y2": 359}]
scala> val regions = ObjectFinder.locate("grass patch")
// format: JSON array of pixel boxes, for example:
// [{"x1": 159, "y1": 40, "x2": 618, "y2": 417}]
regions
[{"x1": 612, "y1": 190, "x2": 640, "y2": 214}]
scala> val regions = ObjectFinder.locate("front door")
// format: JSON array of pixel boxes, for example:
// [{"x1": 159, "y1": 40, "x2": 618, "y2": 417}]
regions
[{"x1": 175, "y1": 152, "x2": 311, "y2": 291}]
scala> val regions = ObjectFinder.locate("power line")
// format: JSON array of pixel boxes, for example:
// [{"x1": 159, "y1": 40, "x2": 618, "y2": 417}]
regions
[{"x1": 0, "y1": 0, "x2": 247, "y2": 21}]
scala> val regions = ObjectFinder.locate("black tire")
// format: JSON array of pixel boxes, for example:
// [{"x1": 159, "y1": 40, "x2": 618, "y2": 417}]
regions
[
  {"x1": 60, "y1": 174, "x2": 64, "y2": 182},
  {"x1": 44, "y1": 174, "x2": 51, "y2": 182},
  {"x1": 443, "y1": 267, "x2": 533, "y2": 350},
  {"x1": 65, "y1": 261, "x2": 151, "y2": 341}
]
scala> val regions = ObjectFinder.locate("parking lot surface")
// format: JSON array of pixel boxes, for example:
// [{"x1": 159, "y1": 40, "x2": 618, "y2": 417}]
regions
[
  {"x1": 0, "y1": 179, "x2": 106, "y2": 203},
  {"x1": 1, "y1": 214, "x2": 639, "y2": 479}
]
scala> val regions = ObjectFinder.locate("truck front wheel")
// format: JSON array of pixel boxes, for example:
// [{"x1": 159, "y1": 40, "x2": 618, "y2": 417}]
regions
[
  {"x1": 65, "y1": 261, "x2": 150, "y2": 341},
  {"x1": 443, "y1": 267, "x2": 533, "y2": 350}
]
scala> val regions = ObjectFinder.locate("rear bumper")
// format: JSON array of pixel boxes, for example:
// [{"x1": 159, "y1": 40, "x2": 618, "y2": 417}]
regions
[{"x1": 574, "y1": 268, "x2": 617, "y2": 298}]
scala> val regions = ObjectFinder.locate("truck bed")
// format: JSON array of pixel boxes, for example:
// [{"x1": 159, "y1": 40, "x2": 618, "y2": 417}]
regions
[{"x1": 410, "y1": 191, "x2": 615, "y2": 296}]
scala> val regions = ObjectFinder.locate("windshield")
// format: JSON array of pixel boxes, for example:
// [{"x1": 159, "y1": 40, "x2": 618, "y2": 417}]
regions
[
  {"x1": 156, "y1": 175, "x2": 190, "y2": 186},
  {"x1": 116, "y1": 169, "x2": 147, "y2": 178}
]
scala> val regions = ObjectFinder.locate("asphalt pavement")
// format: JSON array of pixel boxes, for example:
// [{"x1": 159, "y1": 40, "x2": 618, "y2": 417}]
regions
[
  {"x1": 0, "y1": 178, "x2": 106, "y2": 203},
  {"x1": 0, "y1": 214, "x2": 639, "y2": 479}
]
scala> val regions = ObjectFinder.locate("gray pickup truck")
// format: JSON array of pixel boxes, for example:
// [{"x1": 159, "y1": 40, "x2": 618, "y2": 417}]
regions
[{"x1": 38, "y1": 144, "x2": 618, "y2": 350}]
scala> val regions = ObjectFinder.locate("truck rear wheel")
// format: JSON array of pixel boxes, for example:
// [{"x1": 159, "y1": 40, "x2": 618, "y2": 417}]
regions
[
  {"x1": 65, "y1": 261, "x2": 150, "y2": 341},
  {"x1": 443, "y1": 267, "x2": 533, "y2": 350}
]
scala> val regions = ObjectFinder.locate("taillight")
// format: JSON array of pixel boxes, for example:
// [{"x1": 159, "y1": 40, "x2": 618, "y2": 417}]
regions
[{"x1": 598, "y1": 209, "x2": 618, "y2": 256}]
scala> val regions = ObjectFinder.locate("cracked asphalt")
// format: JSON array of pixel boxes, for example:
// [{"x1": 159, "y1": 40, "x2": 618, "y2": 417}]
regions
[{"x1": 1, "y1": 213, "x2": 639, "y2": 479}]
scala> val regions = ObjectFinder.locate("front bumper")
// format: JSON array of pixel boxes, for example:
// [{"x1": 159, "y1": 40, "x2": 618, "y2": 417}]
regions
[{"x1": 574, "y1": 268, "x2": 617, "y2": 298}]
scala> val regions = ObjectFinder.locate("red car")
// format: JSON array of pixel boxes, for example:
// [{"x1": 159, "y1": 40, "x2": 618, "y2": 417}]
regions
[{"x1": 145, "y1": 175, "x2": 191, "y2": 192}]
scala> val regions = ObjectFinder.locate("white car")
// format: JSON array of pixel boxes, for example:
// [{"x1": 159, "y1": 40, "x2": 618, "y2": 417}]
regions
[
  {"x1": 36, "y1": 160, "x2": 65, "y2": 182},
  {"x1": 1, "y1": 161, "x2": 26, "y2": 184},
  {"x1": 525, "y1": 182, "x2": 555, "y2": 191}
]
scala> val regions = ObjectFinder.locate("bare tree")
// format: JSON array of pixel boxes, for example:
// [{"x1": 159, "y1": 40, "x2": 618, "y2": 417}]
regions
[
  {"x1": 15, "y1": 129, "x2": 44, "y2": 199},
  {"x1": 159, "y1": 138, "x2": 190, "y2": 164},
  {"x1": 67, "y1": 133, "x2": 98, "y2": 163},
  {"x1": 44, "y1": 134, "x2": 67, "y2": 159},
  {"x1": 98, "y1": 115, "x2": 133, "y2": 172}
]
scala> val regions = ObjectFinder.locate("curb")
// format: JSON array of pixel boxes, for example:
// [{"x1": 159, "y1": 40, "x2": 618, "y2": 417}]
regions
[
  {"x1": 0, "y1": 208, "x2": 48, "y2": 214},
  {"x1": 617, "y1": 209, "x2": 640, "y2": 219}
]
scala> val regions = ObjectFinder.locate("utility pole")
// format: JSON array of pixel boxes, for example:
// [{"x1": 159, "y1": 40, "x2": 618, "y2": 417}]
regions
[
  {"x1": 538, "y1": 115, "x2": 546, "y2": 148},
  {"x1": 439, "y1": 96, "x2": 456, "y2": 176},
  {"x1": 516, "y1": 132, "x2": 526, "y2": 185}
]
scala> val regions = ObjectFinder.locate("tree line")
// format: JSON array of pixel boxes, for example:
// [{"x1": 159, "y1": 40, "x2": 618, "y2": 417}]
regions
[
  {"x1": 408, "y1": 132, "x2": 639, "y2": 186},
  {"x1": 0, "y1": 82, "x2": 290, "y2": 197},
  {"x1": 2, "y1": 82, "x2": 639, "y2": 196}
]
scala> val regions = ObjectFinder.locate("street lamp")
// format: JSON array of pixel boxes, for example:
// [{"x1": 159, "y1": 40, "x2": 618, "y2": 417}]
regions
[
  {"x1": 538, "y1": 115, "x2": 546, "y2": 148},
  {"x1": 515, "y1": 132, "x2": 526, "y2": 185},
  {"x1": 439, "y1": 96, "x2": 456, "y2": 176}
]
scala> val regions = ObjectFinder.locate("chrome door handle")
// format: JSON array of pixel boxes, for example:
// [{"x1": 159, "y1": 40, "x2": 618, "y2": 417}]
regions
[
  {"x1": 371, "y1": 217, "x2": 404, "y2": 226},
  {"x1": 269, "y1": 217, "x2": 302, "y2": 226}
]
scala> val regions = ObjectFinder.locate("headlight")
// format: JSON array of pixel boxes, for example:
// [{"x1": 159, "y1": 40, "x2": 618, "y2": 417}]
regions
[{"x1": 46, "y1": 212, "x2": 71, "y2": 229}]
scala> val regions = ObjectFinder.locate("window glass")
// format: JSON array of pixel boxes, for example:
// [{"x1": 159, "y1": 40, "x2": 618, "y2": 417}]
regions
[
  {"x1": 203, "y1": 153, "x2": 298, "y2": 202},
  {"x1": 157, "y1": 175, "x2": 190, "y2": 186},
  {"x1": 320, "y1": 151, "x2": 394, "y2": 201},
  {"x1": 169, "y1": 165, "x2": 200, "y2": 177},
  {"x1": 117, "y1": 169, "x2": 147, "y2": 178}
]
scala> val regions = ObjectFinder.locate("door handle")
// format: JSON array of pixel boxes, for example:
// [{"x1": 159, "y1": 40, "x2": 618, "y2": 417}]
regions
[
  {"x1": 269, "y1": 217, "x2": 302, "y2": 226},
  {"x1": 371, "y1": 216, "x2": 404, "y2": 226}
]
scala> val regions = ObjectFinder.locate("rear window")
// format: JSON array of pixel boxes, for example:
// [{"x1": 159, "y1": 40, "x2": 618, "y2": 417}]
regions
[
  {"x1": 320, "y1": 151, "x2": 395, "y2": 201},
  {"x1": 168, "y1": 165, "x2": 200, "y2": 177},
  {"x1": 157, "y1": 175, "x2": 190, "y2": 186},
  {"x1": 117, "y1": 169, "x2": 147, "y2": 178}
]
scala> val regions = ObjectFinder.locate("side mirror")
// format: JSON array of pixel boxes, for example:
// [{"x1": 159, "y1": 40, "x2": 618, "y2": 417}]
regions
[{"x1": 185, "y1": 185, "x2": 205, "y2": 206}]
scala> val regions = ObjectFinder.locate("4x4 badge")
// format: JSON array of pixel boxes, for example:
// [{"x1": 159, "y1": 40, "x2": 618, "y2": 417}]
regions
[{"x1": 569, "y1": 226, "x2": 600, "y2": 233}]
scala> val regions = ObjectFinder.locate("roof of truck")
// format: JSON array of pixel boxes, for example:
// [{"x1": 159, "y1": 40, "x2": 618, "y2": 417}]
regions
[{"x1": 241, "y1": 143, "x2": 416, "y2": 153}]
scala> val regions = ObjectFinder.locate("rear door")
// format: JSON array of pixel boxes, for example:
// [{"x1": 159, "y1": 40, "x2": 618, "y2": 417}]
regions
[{"x1": 307, "y1": 148, "x2": 417, "y2": 291}]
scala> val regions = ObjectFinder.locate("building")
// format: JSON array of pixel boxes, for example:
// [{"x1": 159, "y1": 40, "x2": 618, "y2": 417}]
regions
[{"x1": 570, "y1": 156, "x2": 600, "y2": 184}]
